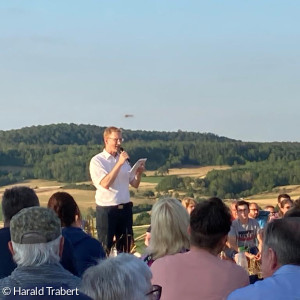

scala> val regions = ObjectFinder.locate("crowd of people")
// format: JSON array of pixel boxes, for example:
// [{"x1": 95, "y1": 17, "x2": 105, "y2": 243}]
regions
[
  {"x1": 0, "y1": 185, "x2": 299, "y2": 299},
  {"x1": 0, "y1": 126, "x2": 300, "y2": 299}
]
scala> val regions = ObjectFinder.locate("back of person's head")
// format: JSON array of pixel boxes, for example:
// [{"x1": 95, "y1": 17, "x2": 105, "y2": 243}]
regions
[
  {"x1": 1, "y1": 186, "x2": 40, "y2": 226},
  {"x1": 148, "y1": 197, "x2": 190, "y2": 260},
  {"x1": 10, "y1": 206, "x2": 62, "y2": 267},
  {"x1": 263, "y1": 217, "x2": 300, "y2": 266},
  {"x1": 190, "y1": 197, "x2": 231, "y2": 251},
  {"x1": 48, "y1": 192, "x2": 81, "y2": 227},
  {"x1": 81, "y1": 253, "x2": 153, "y2": 300}
]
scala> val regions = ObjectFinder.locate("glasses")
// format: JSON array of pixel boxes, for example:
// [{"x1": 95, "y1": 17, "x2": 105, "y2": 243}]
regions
[
  {"x1": 108, "y1": 137, "x2": 124, "y2": 143},
  {"x1": 237, "y1": 209, "x2": 248, "y2": 213},
  {"x1": 146, "y1": 285, "x2": 162, "y2": 300}
]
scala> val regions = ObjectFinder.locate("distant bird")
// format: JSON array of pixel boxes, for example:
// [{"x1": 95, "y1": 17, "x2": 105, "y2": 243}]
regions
[{"x1": 124, "y1": 114, "x2": 134, "y2": 118}]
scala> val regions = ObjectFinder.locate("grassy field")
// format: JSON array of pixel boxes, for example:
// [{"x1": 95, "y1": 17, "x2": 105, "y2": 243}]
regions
[
  {"x1": 240, "y1": 185, "x2": 300, "y2": 207},
  {"x1": 1, "y1": 166, "x2": 300, "y2": 212},
  {"x1": 133, "y1": 225, "x2": 149, "y2": 254},
  {"x1": 141, "y1": 176, "x2": 164, "y2": 184},
  {"x1": 145, "y1": 165, "x2": 231, "y2": 178},
  {"x1": 1, "y1": 166, "x2": 300, "y2": 254}
]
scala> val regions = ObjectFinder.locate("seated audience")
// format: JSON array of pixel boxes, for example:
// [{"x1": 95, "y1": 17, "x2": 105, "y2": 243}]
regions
[
  {"x1": 151, "y1": 197, "x2": 249, "y2": 300},
  {"x1": 48, "y1": 192, "x2": 106, "y2": 276},
  {"x1": 0, "y1": 207, "x2": 80, "y2": 297},
  {"x1": 228, "y1": 200, "x2": 262, "y2": 260},
  {"x1": 181, "y1": 197, "x2": 196, "y2": 214},
  {"x1": 227, "y1": 217, "x2": 300, "y2": 300},
  {"x1": 0, "y1": 186, "x2": 77, "y2": 278},
  {"x1": 80, "y1": 253, "x2": 159, "y2": 300},
  {"x1": 143, "y1": 198, "x2": 190, "y2": 266}
]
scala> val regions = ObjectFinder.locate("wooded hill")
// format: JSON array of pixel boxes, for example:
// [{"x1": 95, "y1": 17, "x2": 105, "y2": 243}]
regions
[{"x1": 1, "y1": 123, "x2": 300, "y2": 198}]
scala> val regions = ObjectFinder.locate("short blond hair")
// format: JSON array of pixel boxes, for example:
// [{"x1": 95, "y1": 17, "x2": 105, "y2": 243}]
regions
[
  {"x1": 147, "y1": 198, "x2": 190, "y2": 260},
  {"x1": 181, "y1": 197, "x2": 196, "y2": 210},
  {"x1": 103, "y1": 126, "x2": 122, "y2": 139}
]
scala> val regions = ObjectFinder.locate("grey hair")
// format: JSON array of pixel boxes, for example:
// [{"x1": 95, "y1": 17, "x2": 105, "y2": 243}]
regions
[
  {"x1": 147, "y1": 197, "x2": 190, "y2": 260},
  {"x1": 12, "y1": 236, "x2": 61, "y2": 267},
  {"x1": 264, "y1": 217, "x2": 300, "y2": 266},
  {"x1": 80, "y1": 253, "x2": 152, "y2": 300}
]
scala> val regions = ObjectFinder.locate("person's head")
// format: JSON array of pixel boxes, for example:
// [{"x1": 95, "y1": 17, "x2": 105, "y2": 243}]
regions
[
  {"x1": 248, "y1": 202, "x2": 259, "y2": 219},
  {"x1": 236, "y1": 200, "x2": 250, "y2": 223},
  {"x1": 279, "y1": 198, "x2": 293, "y2": 217},
  {"x1": 181, "y1": 197, "x2": 196, "y2": 215},
  {"x1": 47, "y1": 192, "x2": 81, "y2": 227},
  {"x1": 264, "y1": 205, "x2": 278, "y2": 221},
  {"x1": 1, "y1": 186, "x2": 40, "y2": 227},
  {"x1": 277, "y1": 193, "x2": 291, "y2": 205},
  {"x1": 103, "y1": 126, "x2": 123, "y2": 155},
  {"x1": 9, "y1": 206, "x2": 63, "y2": 267},
  {"x1": 148, "y1": 198, "x2": 190, "y2": 260},
  {"x1": 264, "y1": 205, "x2": 275, "y2": 214},
  {"x1": 284, "y1": 207, "x2": 300, "y2": 218},
  {"x1": 284, "y1": 199, "x2": 300, "y2": 218},
  {"x1": 261, "y1": 217, "x2": 300, "y2": 278},
  {"x1": 81, "y1": 253, "x2": 156, "y2": 300},
  {"x1": 190, "y1": 197, "x2": 231, "y2": 255},
  {"x1": 294, "y1": 198, "x2": 300, "y2": 209},
  {"x1": 229, "y1": 200, "x2": 238, "y2": 220}
]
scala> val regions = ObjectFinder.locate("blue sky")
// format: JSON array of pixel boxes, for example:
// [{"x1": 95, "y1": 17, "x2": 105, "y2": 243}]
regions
[{"x1": 1, "y1": 0, "x2": 299, "y2": 142}]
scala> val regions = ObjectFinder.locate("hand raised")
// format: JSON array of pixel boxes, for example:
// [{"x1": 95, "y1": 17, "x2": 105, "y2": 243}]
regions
[{"x1": 118, "y1": 151, "x2": 129, "y2": 165}]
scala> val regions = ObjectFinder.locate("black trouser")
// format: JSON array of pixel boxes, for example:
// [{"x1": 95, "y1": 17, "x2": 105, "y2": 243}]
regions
[{"x1": 96, "y1": 202, "x2": 133, "y2": 255}]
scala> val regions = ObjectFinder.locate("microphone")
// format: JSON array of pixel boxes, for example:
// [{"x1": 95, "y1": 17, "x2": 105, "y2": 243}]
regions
[{"x1": 119, "y1": 147, "x2": 130, "y2": 163}]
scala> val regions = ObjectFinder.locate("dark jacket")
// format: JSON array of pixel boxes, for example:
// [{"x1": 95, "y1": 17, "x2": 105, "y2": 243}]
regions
[
  {"x1": 0, "y1": 227, "x2": 78, "y2": 278},
  {"x1": 62, "y1": 227, "x2": 105, "y2": 276},
  {"x1": 0, "y1": 227, "x2": 16, "y2": 279}
]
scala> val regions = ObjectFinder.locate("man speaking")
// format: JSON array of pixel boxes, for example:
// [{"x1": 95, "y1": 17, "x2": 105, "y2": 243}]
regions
[{"x1": 89, "y1": 126, "x2": 145, "y2": 255}]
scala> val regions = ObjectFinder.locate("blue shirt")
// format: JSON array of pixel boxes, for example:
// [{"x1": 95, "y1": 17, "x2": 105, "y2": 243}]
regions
[{"x1": 227, "y1": 264, "x2": 300, "y2": 300}]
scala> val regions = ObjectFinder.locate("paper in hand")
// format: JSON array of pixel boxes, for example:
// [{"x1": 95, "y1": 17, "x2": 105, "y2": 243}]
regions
[{"x1": 130, "y1": 158, "x2": 147, "y2": 176}]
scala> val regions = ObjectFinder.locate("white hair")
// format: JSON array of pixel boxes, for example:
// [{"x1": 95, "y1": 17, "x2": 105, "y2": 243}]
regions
[
  {"x1": 80, "y1": 253, "x2": 152, "y2": 300},
  {"x1": 12, "y1": 236, "x2": 62, "y2": 267}
]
